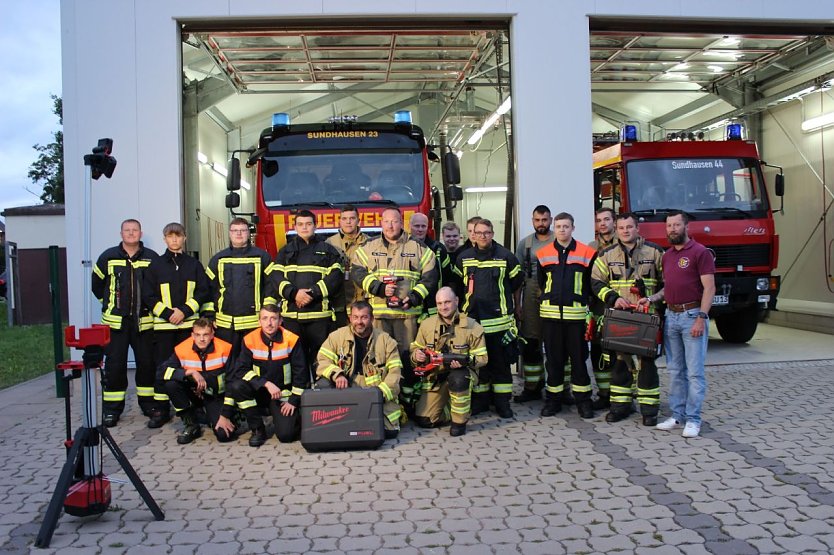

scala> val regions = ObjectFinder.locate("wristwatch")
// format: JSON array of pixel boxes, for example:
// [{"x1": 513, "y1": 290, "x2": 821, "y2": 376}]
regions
[{"x1": 696, "y1": 311, "x2": 708, "y2": 319}]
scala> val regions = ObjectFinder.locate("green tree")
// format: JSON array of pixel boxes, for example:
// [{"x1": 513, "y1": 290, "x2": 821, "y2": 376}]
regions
[{"x1": 28, "y1": 95, "x2": 64, "y2": 204}]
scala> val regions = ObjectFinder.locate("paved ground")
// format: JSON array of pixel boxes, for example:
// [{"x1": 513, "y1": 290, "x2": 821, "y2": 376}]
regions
[{"x1": 1, "y1": 324, "x2": 834, "y2": 554}]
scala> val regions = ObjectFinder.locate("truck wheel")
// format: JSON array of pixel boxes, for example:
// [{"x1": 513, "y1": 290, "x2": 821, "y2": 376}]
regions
[{"x1": 715, "y1": 306, "x2": 759, "y2": 343}]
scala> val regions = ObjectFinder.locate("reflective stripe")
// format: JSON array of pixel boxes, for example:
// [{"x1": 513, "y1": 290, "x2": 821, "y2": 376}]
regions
[
  {"x1": 103, "y1": 391, "x2": 126, "y2": 401},
  {"x1": 291, "y1": 386, "x2": 305, "y2": 396},
  {"x1": 164, "y1": 366, "x2": 176, "y2": 380},
  {"x1": 250, "y1": 347, "x2": 292, "y2": 360},
  {"x1": 572, "y1": 383, "x2": 592, "y2": 393},
  {"x1": 378, "y1": 382, "x2": 394, "y2": 402},
  {"x1": 544, "y1": 384, "x2": 564, "y2": 394},
  {"x1": 492, "y1": 383, "x2": 513, "y2": 394},
  {"x1": 239, "y1": 399, "x2": 258, "y2": 409},
  {"x1": 154, "y1": 393, "x2": 170, "y2": 402},
  {"x1": 136, "y1": 386, "x2": 155, "y2": 397},
  {"x1": 224, "y1": 396, "x2": 235, "y2": 406},
  {"x1": 386, "y1": 409, "x2": 402, "y2": 424}
]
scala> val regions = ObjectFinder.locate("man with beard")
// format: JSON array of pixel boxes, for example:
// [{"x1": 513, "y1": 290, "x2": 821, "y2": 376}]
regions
[
  {"x1": 639, "y1": 210, "x2": 714, "y2": 438},
  {"x1": 513, "y1": 205, "x2": 553, "y2": 404},
  {"x1": 316, "y1": 301, "x2": 403, "y2": 439}
]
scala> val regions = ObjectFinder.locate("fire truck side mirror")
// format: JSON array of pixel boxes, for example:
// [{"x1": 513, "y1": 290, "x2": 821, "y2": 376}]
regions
[
  {"x1": 447, "y1": 185, "x2": 464, "y2": 202},
  {"x1": 225, "y1": 192, "x2": 240, "y2": 209},
  {"x1": 774, "y1": 174, "x2": 784, "y2": 197},
  {"x1": 227, "y1": 158, "x2": 241, "y2": 191},
  {"x1": 443, "y1": 151, "x2": 461, "y2": 185}
]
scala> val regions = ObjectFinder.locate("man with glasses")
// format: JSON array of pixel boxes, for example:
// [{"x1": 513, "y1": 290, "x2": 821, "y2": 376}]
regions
[
  {"x1": 454, "y1": 219, "x2": 523, "y2": 419},
  {"x1": 205, "y1": 218, "x2": 275, "y2": 357}
]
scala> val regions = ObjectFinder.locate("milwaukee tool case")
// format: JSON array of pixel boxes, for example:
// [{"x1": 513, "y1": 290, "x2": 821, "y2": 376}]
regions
[
  {"x1": 601, "y1": 308, "x2": 663, "y2": 358},
  {"x1": 300, "y1": 387, "x2": 385, "y2": 452}
]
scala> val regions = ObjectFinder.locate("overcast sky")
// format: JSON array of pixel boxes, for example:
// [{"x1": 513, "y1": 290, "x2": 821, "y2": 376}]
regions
[{"x1": 0, "y1": 0, "x2": 62, "y2": 217}]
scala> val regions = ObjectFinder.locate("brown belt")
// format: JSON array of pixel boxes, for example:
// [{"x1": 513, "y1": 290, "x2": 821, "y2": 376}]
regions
[{"x1": 667, "y1": 301, "x2": 700, "y2": 313}]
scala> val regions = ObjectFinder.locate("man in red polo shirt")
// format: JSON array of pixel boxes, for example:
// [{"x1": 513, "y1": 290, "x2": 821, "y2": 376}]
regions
[{"x1": 638, "y1": 210, "x2": 715, "y2": 438}]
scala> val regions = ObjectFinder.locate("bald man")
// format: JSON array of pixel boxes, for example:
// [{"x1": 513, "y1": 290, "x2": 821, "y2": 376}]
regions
[{"x1": 409, "y1": 212, "x2": 454, "y2": 320}]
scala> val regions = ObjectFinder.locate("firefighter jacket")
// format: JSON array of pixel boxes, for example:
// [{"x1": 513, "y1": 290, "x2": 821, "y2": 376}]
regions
[
  {"x1": 591, "y1": 237, "x2": 664, "y2": 309},
  {"x1": 421, "y1": 236, "x2": 454, "y2": 316},
  {"x1": 453, "y1": 242, "x2": 523, "y2": 335},
  {"x1": 351, "y1": 231, "x2": 437, "y2": 319},
  {"x1": 160, "y1": 337, "x2": 235, "y2": 418},
  {"x1": 92, "y1": 242, "x2": 159, "y2": 331},
  {"x1": 205, "y1": 245, "x2": 275, "y2": 331},
  {"x1": 588, "y1": 233, "x2": 617, "y2": 318},
  {"x1": 326, "y1": 230, "x2": 369, "y2": 310},
  {"x1": 234, "y1": 327, "x2": 307, "y2": 407},
  {"x1": 409, "y1": 311, "x2": 488, "y2": 371},
  {"x1": 270, "y1": 235, "x2": 343, "y2": 321},
  {"x1": 536, "y1": 238, "x2": 597, "y2": 321},
  {"x1": 317, "y1": 326, "x2": 403, "y2": 425},
  {"x1": 143, "y1": 250, "x2": 211, "y2": 331}
]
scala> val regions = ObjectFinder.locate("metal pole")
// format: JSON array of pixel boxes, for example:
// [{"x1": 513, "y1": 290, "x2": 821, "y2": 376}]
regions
[
  {"x1": 49, "y1": 246, "x2": 66, "y2": 398},
  {"x1": 81, "y1": 165, "x2": 100, "y2": 476}
]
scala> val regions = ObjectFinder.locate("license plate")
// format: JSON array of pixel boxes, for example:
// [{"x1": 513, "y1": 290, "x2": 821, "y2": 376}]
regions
[{"x1": 713, "y1": 295, "x2": 729, "y2": 306}]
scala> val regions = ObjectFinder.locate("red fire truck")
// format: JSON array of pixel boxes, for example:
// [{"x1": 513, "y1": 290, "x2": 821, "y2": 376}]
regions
[
  {"x1": 592, "y1": 125, "x2": 785, "y2": 343},
  {"x1": 225, "y1": 111, "x2": 460, "y2": 253}
]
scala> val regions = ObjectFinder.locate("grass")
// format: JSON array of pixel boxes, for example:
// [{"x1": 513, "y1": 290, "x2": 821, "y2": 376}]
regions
[{"x1": 0, "y1": 300, "x2": 68, "y2": 390}]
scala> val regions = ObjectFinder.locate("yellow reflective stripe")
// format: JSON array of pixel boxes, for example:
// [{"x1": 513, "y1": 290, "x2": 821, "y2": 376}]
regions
[
  {"x1": 243, "y1": 370, "x2": 259, "y2": 381},
  {"x1": 472, "y1": 384, "x2": 490, "y2": 393},
  {"x1": 103, "y1": 391, "x2": 126, "y2": 401},
  {"x1": 321, "y1": 364, "x2": 341, "y2": 379},
  {"x1": 610, "y1": 386, "x2": 631, "y2": 394},
  {"x1": 471, "y1": 347, "x2": 488, "y2": 356},
  {"x1": 572, "y1": 384, "x2": 592, "y2": 393},
  {"x1": 284, "y1": 363, "x2": 291, "y2": 384},
  {"x1": 637, "y1": 387, "x2": 660, "y2": 396},
  {"x1": 93, "y1": 265, "x2": 105, "y2": 279},
  {"x1": 413, "y1": 284, "x2": 429, "y2": 298},
  {"x1": 386, "y1": 409, "x2": 401, "y2": 424},
  {"x1": 544, "y1": 384, "x2": 564, "y2": 394},
  {"x1": 136, "y1": 386, "x2": 155, "y2": 397},
  {"x1": 574, "y1": 272, "x2": 583, "y2": 295},
  {"x1": 160, "y1": 283, "x2": 172, "y2": 312},
  {"x1": 163, "y1": 366, "x2": 177, "y2": 380},
  {"x1": 508, "y1": 265, "x2": 520, "y2": 278},
  {"x1": 362, "y1": 275, "x2": 378, "y2": 293},
  {"x1": 291, "y1": 386, "x2": 305, "y2": 396},
  {"x1": 492, "y1": 384, "x2": 513, "y2": 394},
  {"x1": 378, "y1": 383, "x2": 394, "y2": 401},
  {"x1": 365, "y1": 375, "x2": 381, "y2": 386},
  {"x1": 386, "y1": 358, "x2": 403, "y2": 369},
  {"x1": 239, "y1": 399, "x2": 258, "y2": 409},
  {"x1": 369, "y1": 269, "x2": 421, "y2": 280},
  {"x1": 185, "y1": 280, "x2": 199, "y2": 313},
  {"x1": 282, "y1": 310, "x2": 334, "y2": 321},
  {"x1": 319, "y1": 347, "x2": 339, "y2": 363},
  {"x1": 224, "y1": 396, "x2": 235, "y2": 406}
]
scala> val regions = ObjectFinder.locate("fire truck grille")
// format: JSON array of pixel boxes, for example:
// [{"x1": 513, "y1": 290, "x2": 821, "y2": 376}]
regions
[{"x1": 707, "y1": 244, "x2": 770, "y2": 269}]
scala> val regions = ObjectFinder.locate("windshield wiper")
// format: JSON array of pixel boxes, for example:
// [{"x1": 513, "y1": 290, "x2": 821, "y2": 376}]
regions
[
  {"x1": 694, "y1": 207, "x2": 752, "y2": 217},
  {"x1": 351, "y1": 199, "x2": 398, "y2": 206},
  {"x1": 633, "y1": 208, "x2": 678, "y2": 216},
  {"x1": 280, "y1": 201, "x2": 335, "y2": 208}
]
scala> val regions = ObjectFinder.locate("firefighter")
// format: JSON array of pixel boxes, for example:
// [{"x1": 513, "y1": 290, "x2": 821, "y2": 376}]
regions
[
  {"x1": 588, "y1": 207, "x2": 618, "y2": 409},
  {"x1": 204, "y1": 217, "x2": 275, "y2": 357},
  {"x1": 91, "y1": 219, "x2": 159, "y2": 427},
  {"x1": 326, "y1": 205, "x2": 369, "y2": 328},
  {"x1": 454, "y1": 218, "x2": 523, "y2": 419},
  {"x1": 410, "y1": 287, "x2": 488, "y2": 436},
  {"x1": 513, "y1": 204, "x2": 554, "y2": 404},
  {"x1": 226, "y1": 304, "x2": 307, "y2": 447},
  {"x1": 591, "y1": 212, "x2": 664, "y2": 426},
  {"x1": 441, "y1": 221, "x2": 462, "y2": 258},
  {"x1": 158, "y1": 318, "x2": 237, "y2": 444},
  {"x1": 316, "y1": 300, "x2": 403, "y2": 439},
  {"x1": 143, "y1": 222, "x2": 211, "y2": 429},
  {"x1": 351, "y1": 206, "x2": 437, "y2": 412},
  {"x1": 269, "y1": 209, "x2": 343, "y2": 378},
  {"x1": 536, "y1": 212, "x2": 597, "y2": 419},
  {"x1": 408, "y1": 212, "x2": 453, "y2": 319}
]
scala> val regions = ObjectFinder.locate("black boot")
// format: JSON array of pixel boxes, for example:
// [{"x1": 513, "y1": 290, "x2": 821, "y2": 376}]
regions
[
  {"x1": 561, "y1": 389, "x2": 575, "y2": 406},
  {"x1": 147, "y1": 408, "x2": 172, "y2": 429},
  {"x1": 577, "y1": 400, "x2": 594, "y2": 419},
  {"x1": 248, "y1": 423, "x2": 267, "y2": 447},
  {"x1": 592, "y1": 393, "x2": 610, "y2": 410},
  {"x1": 514, "y1": 388, "x2": 542, "y2": 403},
  {"x1": 470, "y1": 391, "x2": 490, "y2": 416},
  {"x1": 494, "y1": 394, "x2": 513, "y2": 419},
  {"x1": 177, "y1": 410, "x2": 202, "y2": 444},
  {"x1": 450, "y1": 422, "x2": 467, "y2": 437},
  {"x1": 540, "y1": 393, "x2": 562, "y2": 417},
  {"x1": 102, "y1": 413, "x2": 120, "y2": 428}
]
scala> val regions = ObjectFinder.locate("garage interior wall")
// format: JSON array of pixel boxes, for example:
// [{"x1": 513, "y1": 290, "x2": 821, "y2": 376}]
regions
[{"x1": 62, "y1": 1, "x2": 834, "y2": 332}]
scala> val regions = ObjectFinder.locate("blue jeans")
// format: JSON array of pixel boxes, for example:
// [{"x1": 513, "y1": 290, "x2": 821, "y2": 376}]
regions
[{"x1": 663, "y1": 309, "x2": 708, "y2": 425}]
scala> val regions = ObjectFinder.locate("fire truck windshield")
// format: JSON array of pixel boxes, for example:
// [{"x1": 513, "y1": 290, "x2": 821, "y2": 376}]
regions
[
  {"x1": 627, "y1": 158, "x2": 769, "y2": 217},
  {"x1": 261, "y1": 151, "x2": 425, "y2": 208}
]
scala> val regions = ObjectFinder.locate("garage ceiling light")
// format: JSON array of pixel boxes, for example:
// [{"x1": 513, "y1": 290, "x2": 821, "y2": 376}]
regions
[
  {"x1": 801, "y1": 111, "x2": 834, "y2": 132},
  {"x1": 465, "y1": 186, "x2": 507, "y2": 193},
  {"x1": 467, "y1": 96, "x2": 511, "y2": 145}
]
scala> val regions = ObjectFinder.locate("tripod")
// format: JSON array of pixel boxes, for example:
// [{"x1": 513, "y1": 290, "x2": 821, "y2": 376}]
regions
[{"x1": 35, "y1": 326, "x2": 165, "y2": 548}]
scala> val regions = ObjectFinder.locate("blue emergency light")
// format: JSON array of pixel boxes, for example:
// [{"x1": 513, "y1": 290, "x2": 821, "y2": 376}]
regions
[
  {"x1": 726, "y1": 123, "x2": 743, "y2": 140},
  {"x1": 272, "y1": 112, "x2": 291, "y2": 127},
  {"x1": 621, "y1": 124, "x2": 638, "y2": 142},
  {"x1": 394, "y1": 110, "x2": 413, "y2": 124}
]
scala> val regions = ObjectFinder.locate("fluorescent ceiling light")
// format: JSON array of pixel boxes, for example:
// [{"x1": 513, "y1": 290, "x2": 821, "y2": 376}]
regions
[
  {"x1": 468, "y1": 96, "x2": 511, "y2": 145},
  {"x1": 801, "y1": 111, "x2": 834, "y2": 132},
  {"x1": 708, "y1": 65, "x2": 723, "y2": 73},
  {"x1": 197, "y1": 151, "x2": 208, "y2": 164},
  {"x1": 211, "y1": 162, "x2": 228, "y2": 177},
  {"x1": 465, "y1": 186, "x2": 507, "y2": 193}
]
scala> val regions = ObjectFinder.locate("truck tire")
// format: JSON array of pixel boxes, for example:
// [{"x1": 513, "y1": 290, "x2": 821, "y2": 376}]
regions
[{"x1": 715, "y1": 306, "x2": 759, "y2": 343}]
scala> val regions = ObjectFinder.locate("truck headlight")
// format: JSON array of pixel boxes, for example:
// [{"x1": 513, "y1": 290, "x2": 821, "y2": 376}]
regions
[{"x1": 756, "y1": 278, "x2": 769, "y2": 291}]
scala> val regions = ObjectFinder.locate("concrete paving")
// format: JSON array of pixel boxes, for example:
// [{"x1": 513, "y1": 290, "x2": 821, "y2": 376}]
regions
[{"x1": 1, "y1": 323, "x2": 833, "y2": 554}]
